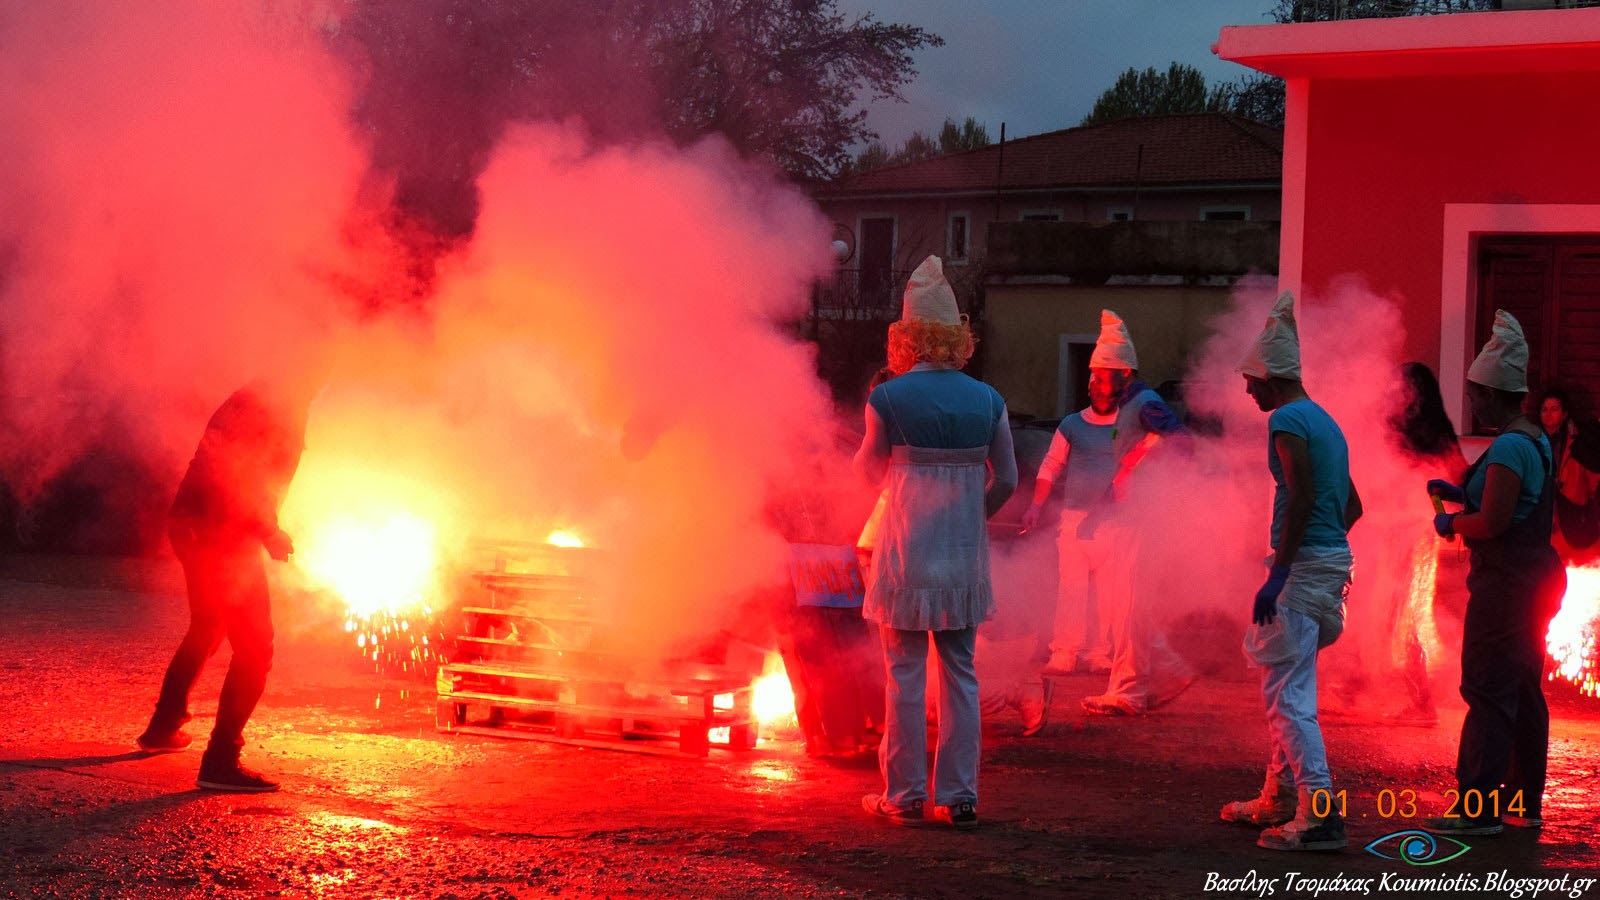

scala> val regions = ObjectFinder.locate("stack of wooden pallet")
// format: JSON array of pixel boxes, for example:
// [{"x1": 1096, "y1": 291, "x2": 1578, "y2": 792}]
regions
[{"x1": 435, "y1": 540, "x2": 761, "y2": 756}]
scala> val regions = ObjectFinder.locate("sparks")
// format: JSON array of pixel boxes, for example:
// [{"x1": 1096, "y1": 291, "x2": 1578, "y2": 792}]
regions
[{"x1": 1548, "y1": 567, "x2": 1600, "y2": 698}]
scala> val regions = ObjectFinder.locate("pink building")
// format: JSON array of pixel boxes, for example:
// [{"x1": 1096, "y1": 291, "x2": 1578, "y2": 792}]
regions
[{"x1": 1217, "y1": 6, "x2": 1600, "y2": 430}]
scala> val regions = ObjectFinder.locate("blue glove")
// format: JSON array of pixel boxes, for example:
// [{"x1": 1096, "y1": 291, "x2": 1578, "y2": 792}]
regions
[
  {"x1": 1433, "y1": 512, "x2": 1456, "y2": 538},
  {"x1": 1253, "y1": 565, "x2": 1290, "y2": 626},
  {"x1": 1427, "y1": 479, "x2": 1465, "y2": 505}
]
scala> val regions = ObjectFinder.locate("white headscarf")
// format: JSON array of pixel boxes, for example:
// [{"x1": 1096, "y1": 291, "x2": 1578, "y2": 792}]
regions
[
  {"x1": 1238, "y1": 291, "x2": 1302, "y2": 381},
  {"x1": 1089, "y1": 309, "x2": 1138, "y2": 371},
  {"x1": 1466, "y1": 309, "x2": 1529, "y2": 393},
  {"x1": 900, "y1": 256, "x2": 961, "y2": 325}
]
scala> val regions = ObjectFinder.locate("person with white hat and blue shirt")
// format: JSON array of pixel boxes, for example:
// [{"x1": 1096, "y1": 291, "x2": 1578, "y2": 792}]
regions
[
  {"x1": 855, "y1": 255, "x2": 1017, "y2": 830},
  {"x1": 1021, "y1": 310, "x2": 1126, "y2": 677},
  {"x1": 1423, "y1": 309, "x2": 1565, "y2": 836},
  {"x1": 1226, "y1": 291, "x2": 1363, "y2": 852}
]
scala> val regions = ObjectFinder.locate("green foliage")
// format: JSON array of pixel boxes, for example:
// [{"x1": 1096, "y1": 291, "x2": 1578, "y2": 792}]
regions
[
  {"x1": 341, "y1": 0, "x2": 942, "y2": 185},
  {"x1": 841, "y1": 116, "x2": 991, "y2": 175},
  {"x1": 938, "y1": 116, "x2": 991, "y2": 154},
  {"x1": 1081, "y1": 63, "x2": 1227, "y2": 126}
]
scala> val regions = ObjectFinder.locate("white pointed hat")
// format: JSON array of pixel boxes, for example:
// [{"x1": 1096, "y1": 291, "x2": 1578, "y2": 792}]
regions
[
  {"x1": 1238, "y1": 291, "x2": 1302, "y2": 380},
  {"x1": 900, "y1": 255, "x2": 962, "y2": 325},
  {"x1": 1466, "y1": 309, "x2": 1529, "y2": 393},
  {"x1": 1089, "y1": 309, "x2": 1138, "y2": 370}
]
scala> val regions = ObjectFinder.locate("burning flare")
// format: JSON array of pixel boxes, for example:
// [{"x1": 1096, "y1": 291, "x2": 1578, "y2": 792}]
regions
[
  {"x1": 298, "y1": 513, "x2": 439, "y2": 618},
  {"x1": 1549, "y1": 567, "x2": 1600, "y2": 698}
]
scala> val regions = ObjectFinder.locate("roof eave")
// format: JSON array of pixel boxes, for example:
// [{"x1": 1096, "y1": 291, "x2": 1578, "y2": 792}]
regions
[{"x1": 1214, "y1": 7, "x2": 1600, "y2": 79}]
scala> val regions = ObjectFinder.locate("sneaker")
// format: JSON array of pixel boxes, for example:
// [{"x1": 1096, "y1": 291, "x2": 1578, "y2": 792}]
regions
[
  {"x1": 1502, "y1": 814, "x2": 1543, "y2": 829},
  {"x1": 1082, "y1": 655, "x2": 1114, "y2": 675},
  {"x1": 935, "y1": 801, "x2": 979, "y2": 830},
  {"x1": 1042, "y1": 651, "x2": 1078, "y2": 675},
  {"x1": 1020, "y1": 679, "x2": 1053, "y2": 737},
  {"x1": 136, "y1": 728, "x2": 193, "y2": 753},
  {"x1": 197, "y1": 763, "x2": 280, "y2": 793},
  {"x1": 1220, "y1": 794, "x2": 1296, "y2": 828},
  {"x1": 1421, "y1": 815, "x2": 1502, "y2": 836},
  {"x1": 1258, "y1": 812, "x2": 1347, "y2": 851},
  {"x1": 861, "y1": 794, "x2": 926, "y2": 827},
  {"x1": 1080, "y1": 694, "x2": 1144, "y2": 717}
]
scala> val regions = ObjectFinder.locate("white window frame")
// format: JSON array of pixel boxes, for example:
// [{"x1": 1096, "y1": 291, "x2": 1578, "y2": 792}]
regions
[
  {"x1": 1019, "y1": 208, "x2": 1063, "y2": 222},
  {"x1": 1106, "y1": 206, "x2": 1134, "y2": 222},
  {"x1": 947, "y1": 211, "x2": 972, "y2": 263},
  {"x1": 1199, "y1": 205, "x2": 1252, "y2": 221}
]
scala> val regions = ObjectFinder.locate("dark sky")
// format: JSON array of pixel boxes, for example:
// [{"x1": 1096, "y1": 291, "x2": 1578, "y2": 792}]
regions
[{"x1": 839, "y1": 0, "x2": 1279, "y2": 145}]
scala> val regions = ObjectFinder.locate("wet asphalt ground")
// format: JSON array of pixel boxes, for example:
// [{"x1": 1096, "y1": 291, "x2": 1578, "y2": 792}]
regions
[{"x1": 2, "y1": 553, "x2": 1597, "y2": 899}]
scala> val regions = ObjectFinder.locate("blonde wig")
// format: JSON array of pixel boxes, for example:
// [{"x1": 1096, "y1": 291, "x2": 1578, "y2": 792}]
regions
[{"x1": 886, "y1": 318, "x2": 976, "y2": 374}]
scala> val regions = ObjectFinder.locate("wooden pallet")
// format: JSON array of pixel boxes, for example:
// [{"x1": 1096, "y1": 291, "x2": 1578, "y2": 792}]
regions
[
  {"x1": 436, "y1": 661, "x2": 759, "y2": 756},
  {"x1": 440, "y1": 541, "x2": 766, "y2": 756}
]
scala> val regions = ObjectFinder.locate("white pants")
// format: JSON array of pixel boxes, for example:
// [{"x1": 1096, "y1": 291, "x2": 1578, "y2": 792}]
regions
[
  {"x1": 1244, "y1": 549, "x2": 1353, "y2": 794},
  {"x1": 1050, "y1": 508, "x2": 1113, "y2": 662},
  {"x1": 1097, "y1": 522, "x2": 1192, "y2": 707},
  {"x1": 880, "y1": 627, "x2": 979, "y2": 811}
]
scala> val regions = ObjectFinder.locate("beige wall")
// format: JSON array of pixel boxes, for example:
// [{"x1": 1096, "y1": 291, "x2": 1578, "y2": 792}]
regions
[{"x1": 984, "y1": 283, "x2": 1237, "y2": 419}]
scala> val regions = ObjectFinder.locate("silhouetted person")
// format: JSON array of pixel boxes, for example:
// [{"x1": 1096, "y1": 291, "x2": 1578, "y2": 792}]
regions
[{"x1": 137, "y1": 370, "x2": 320, "y2": 792}]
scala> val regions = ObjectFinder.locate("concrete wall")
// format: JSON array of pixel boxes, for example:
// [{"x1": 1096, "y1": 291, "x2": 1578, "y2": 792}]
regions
[{"x1": 984, "y1": 283, "x2": 1238, "y2": 420}]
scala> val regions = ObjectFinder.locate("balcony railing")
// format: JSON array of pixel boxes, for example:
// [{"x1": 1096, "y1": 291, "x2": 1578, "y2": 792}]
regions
[{"x1": 810, "y1": 268, "x2": 911, "y2": 320}]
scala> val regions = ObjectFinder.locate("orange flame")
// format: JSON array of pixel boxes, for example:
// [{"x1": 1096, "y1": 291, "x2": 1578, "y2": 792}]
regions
[
  {"x1": 546, "y1": 529, "x2": 585, "y2": 548},
  {"x1": 297, "y1": 513, "x2": 439, "y2": 618},
  {"x1": 753, "y1": 666, "x2": 797, "y2": 727},
  {"x1": 1548, "y1": 567, "x2": 1600, "y2": 698}
]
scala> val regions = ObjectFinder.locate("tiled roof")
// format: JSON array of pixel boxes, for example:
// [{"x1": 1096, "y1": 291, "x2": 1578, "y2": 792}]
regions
[{"x1": 813, "y1": 113, "x2": 1282, "y2": 196}]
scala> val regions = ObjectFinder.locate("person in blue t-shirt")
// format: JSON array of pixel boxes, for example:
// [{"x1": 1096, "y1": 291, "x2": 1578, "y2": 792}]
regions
[
  {"x1": 1225, "y1": 292, "x2": 1362, "y2": 853},
  {"x1": 1021, "y1": 315, "x2": 1121, "y2": 676},
  {"x1": 1423, "y1": 310, "x2": 1565, "y2": 837},
  {"x1": 1066, "y1": 312, "x2": 1195, "y2": 717}
]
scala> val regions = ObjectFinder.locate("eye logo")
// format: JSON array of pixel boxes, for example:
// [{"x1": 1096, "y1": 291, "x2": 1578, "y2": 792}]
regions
[{"x1": 1364, "y1": 830, "x2": 1470, "y2": 866}]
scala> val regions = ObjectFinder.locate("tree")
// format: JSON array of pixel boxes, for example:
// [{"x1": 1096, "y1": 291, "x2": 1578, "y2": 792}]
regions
[
  {"x1": 938, "y1": 116, "x2": 990, "y2": 155},
  {"x1": 331, "y1": 0, "x2": 940, "y2": 308},
  {"x1": 1081, "y1": 62, "x2": 1227, "y2": 126},
  {"x1": 1271, "y1": 0, "x2": 1493, "y2": 21},
  {"x1": 339, "y1": 0, "x2": 941, "y2": 214},
  {"x1": 1211, "y1": 72, "x2": 1287, "y2": 127},
  {"x1": 644, "y1": 1, "x2": 943, "y2": 179},
  {"x1": 840, "y1": 116, "x2": 991, "y2": 175}
]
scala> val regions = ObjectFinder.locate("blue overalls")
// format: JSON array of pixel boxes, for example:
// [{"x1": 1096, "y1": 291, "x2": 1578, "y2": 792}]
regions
[{"x1": 1457, "y1": 431, "x2": 1566, "y2": 818}]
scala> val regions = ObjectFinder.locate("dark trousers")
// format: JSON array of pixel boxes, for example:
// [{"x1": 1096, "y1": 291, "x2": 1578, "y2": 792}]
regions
[
  {"x1": 784, "y1": 605, "x2": 884, "y2": 753},
  {"x1": 149, "y1": 523, "x2": 275, "y2": 761},
  {"x1": 1456, "y1": 557, "x2": 1562, "y2": 816}
]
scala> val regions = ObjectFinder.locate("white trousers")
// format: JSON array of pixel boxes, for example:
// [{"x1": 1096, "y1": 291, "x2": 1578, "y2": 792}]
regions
[
  {"x1": 1243, "y1": 549, "x2": 1353, "y2": 794},
  {"x1": 1097, "y1": 522, "x2": 1192, "y2": 707},
  {"x1": 1050, "y1": 508, "x2": 1113, "y2": 662}
]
